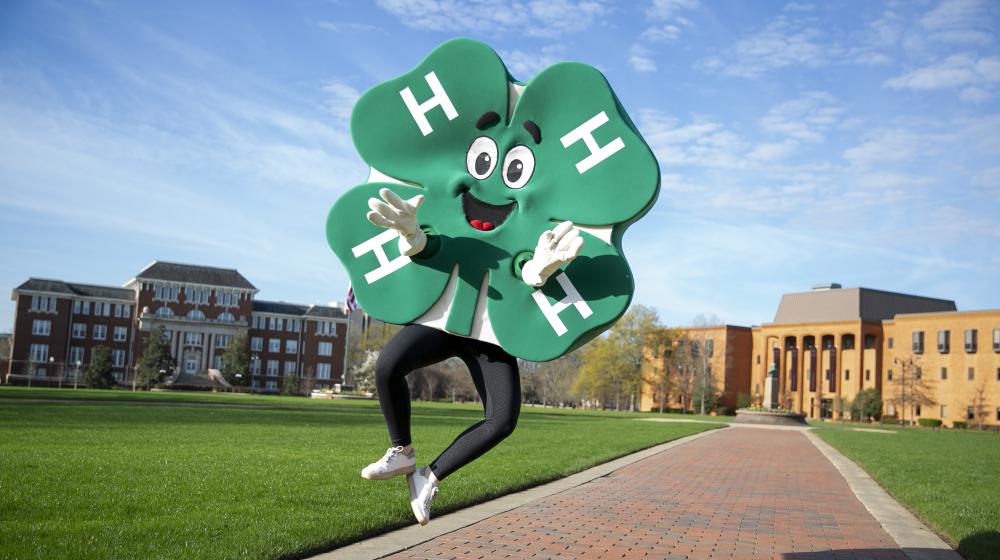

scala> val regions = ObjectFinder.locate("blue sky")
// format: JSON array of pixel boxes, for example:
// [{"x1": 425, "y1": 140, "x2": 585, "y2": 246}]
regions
[{"x1": 1, "y1": 0, "x2": 998, "y2": 331}]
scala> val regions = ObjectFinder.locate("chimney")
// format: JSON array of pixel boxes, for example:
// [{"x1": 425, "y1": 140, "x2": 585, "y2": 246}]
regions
[{"x1": 811, "y1": 283, "x2": 842, "y2": 291}]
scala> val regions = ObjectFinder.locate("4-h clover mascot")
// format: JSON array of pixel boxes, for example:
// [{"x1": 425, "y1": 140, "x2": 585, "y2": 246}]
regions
[{"x1": 327, "y1": 38, "x2": 659, "y2": 525}]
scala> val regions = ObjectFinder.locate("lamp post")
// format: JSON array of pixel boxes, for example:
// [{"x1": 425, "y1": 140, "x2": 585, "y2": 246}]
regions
[
  {"x1": 74, "y1": 360, "x2": 82, "y2": 389},
  {"x1": 53, "y1": 356, "x2": 64, "y2": 389},
  {"x1": 250, "y1": 353, "x2": 259, "y2": 391}
]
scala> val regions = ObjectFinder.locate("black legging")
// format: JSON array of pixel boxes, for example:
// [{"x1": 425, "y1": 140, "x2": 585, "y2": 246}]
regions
[{"x1": 374, "y1": 324, "x2": 520, "y2": 480}]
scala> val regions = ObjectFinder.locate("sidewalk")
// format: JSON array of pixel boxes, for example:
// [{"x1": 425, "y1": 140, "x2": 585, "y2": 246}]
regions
[{"x1": 324, "y1": 427, "x2": 959, "y2": 559}]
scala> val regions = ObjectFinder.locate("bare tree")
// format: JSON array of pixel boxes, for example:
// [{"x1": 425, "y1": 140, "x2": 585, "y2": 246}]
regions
[
  {"x1": 889, "y1": 355, "x2": 936, "y2": 426},
  {"x1": 643, "y1": 328, "x2": 684, "y2": 413},
  {"x1": 969, "y1": 381, "x2": 990, "y2": 431},
  {"x1": 684, "y1": 314, "x2": 724, "y2": 414}
]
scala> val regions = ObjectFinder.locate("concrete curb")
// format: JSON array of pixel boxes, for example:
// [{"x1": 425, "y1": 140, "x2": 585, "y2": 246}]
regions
[
  {"x1": 309, "y1": 425, "x2": 727, "y2": 560},
  {"x1": 804, "y1": 430, "x2": 961, "y2": 560}
]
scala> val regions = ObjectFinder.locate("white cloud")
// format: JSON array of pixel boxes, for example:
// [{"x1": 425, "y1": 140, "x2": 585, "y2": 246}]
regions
[
  {"x1": 920, "y1": 0, "x2": 996, "y2": 45},
  {"x1": 628, "y1": 44, "x2": 657, "y2": 73},
  {"x1": 499, "y1": 45, "x2": 566, "y2": 79},
  {"x1": 748, "y1": 140, "x2": 798, "y2": 161},
  {"x1": 322, "y1": 82, "x2": 361, "y2": 122},
  {"x1": 842, "y1": 128, "x2": 926, "y2": 167},
  {"x1": 885, "y1": 53, "x2": 1000, "y2": 91},
  {"x1": 960, "y1": 86, "x2": 992, "y2": 102},
  {"x1": 316, "y1": 20, "x2": 382, "y2": 33},
  {"x1": 647, "y1": 0, "x2": 698, "y2": 21},
  {"x1": 759, "y1": 91, "x2": 845, "y2": 142},
  {"x1": 374, "y1": 0, "x2": 611, "y2": 38},
  {"x1": 700, "y1": 15, "x2": 830, "y2": 77}
]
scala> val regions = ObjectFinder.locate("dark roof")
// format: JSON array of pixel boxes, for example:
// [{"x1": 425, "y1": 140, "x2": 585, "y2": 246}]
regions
[
  {"x1": 15, "y1": 278, "x2": 133, "y2": 301},
  {"x1": 134, "y1": 261, "x2": 256, "y2": 290},
  {"x1": 772, "y1": 287, "x2": 956, "y2": 324},
  {"x1": 252, "y1": 300, "x2": 308, "y2": 315},
  {"x1": 253, "y1": 300, "x2": 346, "y2": 319}
]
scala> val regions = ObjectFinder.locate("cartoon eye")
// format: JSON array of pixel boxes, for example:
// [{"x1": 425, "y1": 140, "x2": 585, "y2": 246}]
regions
[
  {"x1": 502, "y1": 145, "x2": 535, "y2": 189},
  {"x1": 466, "y1": 136, "x2": 498, "y2": 180}
]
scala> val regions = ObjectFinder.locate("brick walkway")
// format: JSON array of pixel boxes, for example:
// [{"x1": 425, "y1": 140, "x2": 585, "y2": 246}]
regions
[{"x1": 385, "y1": 427, "x2": 907, "y2": 560}]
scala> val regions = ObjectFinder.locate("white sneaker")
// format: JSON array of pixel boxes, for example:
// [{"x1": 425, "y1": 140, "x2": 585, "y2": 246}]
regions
[
  {"x1": 360, "y1": 446, "x2": 415, "y2": 480},
  {"x1": 407, "y1": 467, "x2": 438, "y2": 526}
]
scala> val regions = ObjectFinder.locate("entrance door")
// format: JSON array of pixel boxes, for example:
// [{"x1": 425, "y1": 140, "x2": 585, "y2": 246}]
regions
[{"x1": 820, "y1": 398, "x2": 833, "y2": 419}]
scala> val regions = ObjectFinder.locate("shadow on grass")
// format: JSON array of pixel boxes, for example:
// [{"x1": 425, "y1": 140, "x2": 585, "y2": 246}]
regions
[{"x1": 958, "y1": 530, "x2": 1000, "y2": 560}]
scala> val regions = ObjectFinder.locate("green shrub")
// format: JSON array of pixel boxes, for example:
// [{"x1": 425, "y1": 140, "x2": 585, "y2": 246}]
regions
[
  {"x1": 918, "y1": 418, "x2": 942, "y2": 428},
  {"x1": 736, "y1": 392, "x2": 753, "y2": 409},
  {"x1": 952, "y1": 421, "x2": 968, "y2": 430},
  {"x1": 880, "y1": 415, "x2": 900, "y2": 425}
]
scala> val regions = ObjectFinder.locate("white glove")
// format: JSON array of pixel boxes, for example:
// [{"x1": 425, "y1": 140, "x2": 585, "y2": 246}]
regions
[
  {"x1": 521, "y1": 221, "x2": 584, "y2": 288},
  {"x1": 366, "y1": 188, "x2": 427, "y2": 257}
]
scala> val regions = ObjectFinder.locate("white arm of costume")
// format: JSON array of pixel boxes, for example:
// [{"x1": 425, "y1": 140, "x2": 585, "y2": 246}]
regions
[
  {"x1": 521, "y1": 221, "x2": 584, "y2": 288},
  {"x1": 366, "y1": 188, "x2": 427, "y2": 257}
]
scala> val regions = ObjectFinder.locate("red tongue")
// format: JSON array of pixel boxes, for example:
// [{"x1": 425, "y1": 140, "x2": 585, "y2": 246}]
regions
[{"x1": 469, "y1": 220, "x2": 495, "y2": 231}]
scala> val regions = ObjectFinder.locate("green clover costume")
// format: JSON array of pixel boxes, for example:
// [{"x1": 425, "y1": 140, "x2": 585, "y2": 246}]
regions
[{"x1": 327, "y1": 39, "x2": 659, "y2": 489}]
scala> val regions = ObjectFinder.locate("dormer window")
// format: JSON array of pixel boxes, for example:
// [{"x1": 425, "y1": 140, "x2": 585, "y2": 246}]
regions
[
  {"x1": 218, "y1": 312, "x2": 235, "y2": 322},
  {"x1": 155, "y1": 306, "x2": 174, "y2": 317},
  {"x1": 187, "y1": 309, "x2": 205, "y2": 320}
]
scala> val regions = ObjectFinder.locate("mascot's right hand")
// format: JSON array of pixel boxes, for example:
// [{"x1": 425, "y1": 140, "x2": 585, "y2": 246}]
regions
[
  {"x1": 366, "y1": 187, "x2": 427, "y2": 257},
  {"x1": 521, "y1": 221, "x2": 584, "y2": 288}
]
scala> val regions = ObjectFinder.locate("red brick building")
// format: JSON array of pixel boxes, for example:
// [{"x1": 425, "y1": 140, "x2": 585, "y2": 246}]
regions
[{"x1": 5, "y1": 261, "x2": 348, "y2": 392}]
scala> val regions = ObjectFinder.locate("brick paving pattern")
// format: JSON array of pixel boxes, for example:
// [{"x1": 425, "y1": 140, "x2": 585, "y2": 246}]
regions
[{"x1": 386, "y1": 427, "x2": 906, "y2": 560}]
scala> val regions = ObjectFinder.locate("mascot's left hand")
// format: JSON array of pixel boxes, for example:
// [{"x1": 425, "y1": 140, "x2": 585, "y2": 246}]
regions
[
  {"x1": 521, "y1": 221, "x2": 584, "y2": 288},
  {"x1": 366, "y1": 188, "x2": 427, "y2": 257}
]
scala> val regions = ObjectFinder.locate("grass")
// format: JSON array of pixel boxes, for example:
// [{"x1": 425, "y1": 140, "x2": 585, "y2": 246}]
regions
[
  {"x1": 815, "y1": 427, "x2": 1000, "y2": 560},
  {"x1": 0, "y1": 387, "x2": 722, "y2": 560}
]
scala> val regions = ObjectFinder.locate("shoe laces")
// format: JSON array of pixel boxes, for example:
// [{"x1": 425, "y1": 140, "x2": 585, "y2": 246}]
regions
[{"x1": 378, "y1": 446, "x2": 405, "y2": 466}]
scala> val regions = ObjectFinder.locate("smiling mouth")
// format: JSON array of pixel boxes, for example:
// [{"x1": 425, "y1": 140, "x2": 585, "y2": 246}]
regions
[{"x1": 461, "y1": 192, "x2": 516, "y2": 231}]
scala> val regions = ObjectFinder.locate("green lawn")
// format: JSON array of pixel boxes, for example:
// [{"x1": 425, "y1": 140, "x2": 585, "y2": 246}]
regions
[
  {"x1": 815, "y1": 428, "x2": 1000, "y2": 560},
  {"x1": 0, "y1": 387, "x2": 721, "y2": 560}
]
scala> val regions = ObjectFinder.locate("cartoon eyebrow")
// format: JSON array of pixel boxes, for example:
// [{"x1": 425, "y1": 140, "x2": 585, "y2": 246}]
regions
[
  {"x1": 476, "y1": 111, "x2": 501, "y2": 130},
  {"x1": 523, "y1": 120, "x2": 541, "y2": 144}
]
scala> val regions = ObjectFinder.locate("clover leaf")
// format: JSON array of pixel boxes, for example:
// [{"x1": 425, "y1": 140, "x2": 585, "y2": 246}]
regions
[{"x1": 327, "y1": 38, "x2": 659, "y2": 361}]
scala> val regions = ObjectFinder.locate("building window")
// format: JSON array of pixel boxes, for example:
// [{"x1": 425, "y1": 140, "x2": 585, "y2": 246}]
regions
[
  {"x1": 968, "y1": 367, "x2": 975, "y2": 381},
  {"x1": 912, "y1": 331, "x2": 924, "y2": 354},
  {"x1": 941, "y1": 367, "x2": 948, "y2": 380},
  {"x1": 967, "y1": 406, "x2": 974, "y2": 420},
  {"x1": 31, "y1": 320, "x2": 52, "y2": 336},
  {"x1": 184, "y1": 356, "x2": 198, "y2": 373},
  {"x1": 67, "y1": 322, "x2": 86, "y2": 338},
  {"x1": 318, "y1": 341, "x2": 333, "y2": 356},
  {"x1": 251, "y1": 337, "x2": 263, "y2": 352},
  {"x1": 286, "y1": 340, "x2": 298, "y2": 354},
  {"x1": 845, "y1": 369, "x2": 850, "y2": 381},
  {"x1": 268, "y1": 339, "x2": 280, "y2": 353},
  {"x1": 113, "y1": 327, "x2": 127, "y2": 342},
  {"x1": 123, "y1": 305, "x2": 131, "y2": 319},
  {"x1": 937, "y1": 330, "x2": 950, "y2": 353},
  {"x1": 915, "y1": 366, "x2": 922, "y2": 380},
  {"x1": 964, "y1": 329, "x2": 978, "y2": 353},
  {"x1": 184, "y1": 332, "x2": 203, "y2": 346},
  {"x1": 266, "y1": 360, "x2": 279, "y2": 376},
  {"x1": 284, "y1": 361, "x2": 296, "y2": 375},
  {"x1": 111, "y1": 350, "x2": 126, "y2": 368},
  {"x1": 29, "y1": 344, "x2": 49, "y2": 362},
  {"x1": 82, "y1": 301, "x2": 90, "y2": 315},
  {"x1": 93, "y1": 325, "x2": 107, "y2": 340},
  {"x1": 113, "y1": 304, "x2": 122, "y2": 318},
  {"x1": 706, "y1": 339, "x2": 715, "y2": 357},
  {"x1": 996, "y1": 407, "x2": 1000, "y2": 422},
  {"x1": 317, "y1": 363, "x2": 331, "y2": 380},
  {"x1": 155, "y1": 306, "x2": 174, "y2": 317},
  {"x1": 288, "y1": 319, "x2": 300, "y2": 333},
  {"x1": 887, "y1": 369, "x2": 893, "y2": 381},
  {"x1": 756, "y1": 354, "x2": 760, "y2": 365},
  {"x1": 250, "y1": 359, "x2": 261, "y2": 375},
  {"x1": 218, "y1": 312, "x2": 235, "y2": 322},
  {"x1": 996, "y1": 367, "x2": 1000, "y2": 381},
  {"x1": 266, "y1": 380, "x2": 278, "y2": 391},
  {"x1": 994, "y1": 328, "x2": 1000, "y2": 353},
  {"x1": 941, "y1": 405, "x2": 947, "y2": 419},
  {"x1": 213, "y1": 355, "x2": 222, "y2": 370},
  {"x1": 915, "y1": 404, "x2": 921, "y2": 416},
  {"x1": 30, "y1": 295, "x2": 58, "y2": 312},
  {"x1": 73, "y1": 300, "x2": 81, "y2": 314},
  {"x1": 215, "y1": 334, "x2": 231, "y2": 349},
  {"x1": 69, "y1": 346, "x2": 85, "y2": 365},
  {"x1": 864, "y1": 334, "x2": 876, "y2": 349},
  {"x1": 842, "y1": 334, "x2": 855, "y2": 350},
  {"x1": 187, "y1": 309, "x2": 205, "y2": 320}
]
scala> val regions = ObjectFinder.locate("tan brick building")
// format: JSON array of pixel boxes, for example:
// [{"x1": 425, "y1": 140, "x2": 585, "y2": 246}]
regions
[
  {"x1": 642, "y1": 284, "x2": 1000, "y2": 426},
  {"x1": 5, "y1": 261, "x2": 349, "y2": 393}
]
